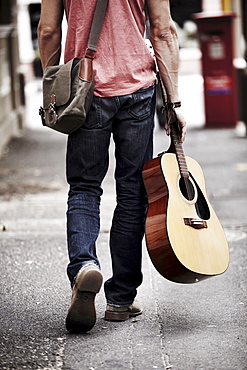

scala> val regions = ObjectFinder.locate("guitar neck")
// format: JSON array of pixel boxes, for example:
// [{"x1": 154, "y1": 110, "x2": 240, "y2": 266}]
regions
[
  {"x1": 157, "y1": 72, "x2": 189, "y2": 179},
  {"x1": 170, "y1": 123, "x2": 189, "y2": 179}
]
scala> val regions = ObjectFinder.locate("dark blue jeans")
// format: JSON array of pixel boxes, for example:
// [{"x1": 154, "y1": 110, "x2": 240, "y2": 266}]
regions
[{"x1": 66, "y1": 84, "x2": 156, "y2": 305}]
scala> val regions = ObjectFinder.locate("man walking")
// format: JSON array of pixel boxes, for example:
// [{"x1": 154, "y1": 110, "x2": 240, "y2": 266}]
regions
[{"x1": 38, "y1": 0, "x2": 186, "y2": 333}]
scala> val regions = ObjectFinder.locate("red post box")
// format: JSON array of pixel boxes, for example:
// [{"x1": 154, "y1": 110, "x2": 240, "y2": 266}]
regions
[{"x1": 194, "y1": 13, "x2": 238, "y2": 128}]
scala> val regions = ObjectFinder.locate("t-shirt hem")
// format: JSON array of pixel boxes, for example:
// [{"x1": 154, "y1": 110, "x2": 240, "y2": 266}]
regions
[{"x1": 93, "y1": 77, "x2": 157, "y2": 98}]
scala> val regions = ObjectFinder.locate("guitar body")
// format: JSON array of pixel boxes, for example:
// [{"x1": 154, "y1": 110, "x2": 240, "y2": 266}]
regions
[{"x1": 142, "y1": 153, "x2": 229, "y2": 284}]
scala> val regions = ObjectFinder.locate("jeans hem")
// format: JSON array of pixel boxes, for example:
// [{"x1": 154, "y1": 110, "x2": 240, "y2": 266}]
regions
[{"x1": 106, "y1": 300, "x2": 134, "y2": 307}]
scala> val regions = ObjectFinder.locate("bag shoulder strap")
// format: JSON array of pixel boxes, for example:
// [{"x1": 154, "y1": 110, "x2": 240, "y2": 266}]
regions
[{"x1": 86, "y1": 0, "x2": 109, "y2": 55}]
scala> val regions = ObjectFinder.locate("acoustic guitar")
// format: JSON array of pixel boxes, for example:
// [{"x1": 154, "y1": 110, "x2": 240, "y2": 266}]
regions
[{"x1": 142, "y1": 120, "x2": 229, "y2": 284}]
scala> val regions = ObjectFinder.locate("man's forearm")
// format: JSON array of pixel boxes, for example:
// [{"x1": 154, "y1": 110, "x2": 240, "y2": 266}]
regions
[
  {"x1": 147, "y1": 0, "x2": 180, "y2": 102},
  {"x1": 146, "y1": 0, "x2": 186, "y2": 142},
  {"x1": 38, "y1": 0, "x2": 64, "y2": 70},
  {"x1": 150, "y1": 23, "x2": 180, "y2": 102},
  {"x1": 38, "y1": 30, "x2": 62, "y2": 70}
]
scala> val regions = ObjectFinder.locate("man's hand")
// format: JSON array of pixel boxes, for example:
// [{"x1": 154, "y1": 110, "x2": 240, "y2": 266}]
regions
[{"x1": 164, "y1": 107, "x2": 186, "y2": 143}]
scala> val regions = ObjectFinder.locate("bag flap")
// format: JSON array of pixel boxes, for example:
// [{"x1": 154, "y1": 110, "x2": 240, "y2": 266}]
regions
[{"x1": 43, "y1": 59, "x2": 80, "y2": 108}]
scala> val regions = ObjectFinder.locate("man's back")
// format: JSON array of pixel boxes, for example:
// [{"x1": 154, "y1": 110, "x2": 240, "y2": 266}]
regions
[{"x1": 63, "y1": 0, "x2": 156, "y2": 96}]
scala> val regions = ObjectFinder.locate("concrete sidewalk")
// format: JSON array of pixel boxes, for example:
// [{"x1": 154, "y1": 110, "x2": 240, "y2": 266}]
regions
[{"x1": 0, "y1": 67, "x2": 247, "y2": 369}]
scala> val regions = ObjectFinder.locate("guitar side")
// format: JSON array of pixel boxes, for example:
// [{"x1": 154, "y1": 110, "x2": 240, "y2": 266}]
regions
[{"x1": 142, "y1": 154, "x2": 229, "y2": 284}]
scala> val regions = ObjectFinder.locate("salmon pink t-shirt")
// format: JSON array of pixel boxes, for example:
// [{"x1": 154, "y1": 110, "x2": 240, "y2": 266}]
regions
[{"x1": 63, "y1": 0, "x2": 156, "y2": 97}]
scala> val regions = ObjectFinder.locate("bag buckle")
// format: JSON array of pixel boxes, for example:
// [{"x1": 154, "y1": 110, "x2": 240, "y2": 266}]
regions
[
  {"x1": 39, "y1": 106, "x2": 46, "y2": 126},
  {"x1": 39, "y1": 94, "x2": 58, "y2": 127},
  {"x1": 48, "y1": 94, "x2": 58, "y2": 125}
]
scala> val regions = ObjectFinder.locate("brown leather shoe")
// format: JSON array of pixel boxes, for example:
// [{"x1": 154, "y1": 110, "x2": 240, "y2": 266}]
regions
[
  {"x1": 66, "y1": 265, "x2": 103, "y2": 333},
  {"x1": 104, "y1": 300, "x2": 143, "y2": 321}
]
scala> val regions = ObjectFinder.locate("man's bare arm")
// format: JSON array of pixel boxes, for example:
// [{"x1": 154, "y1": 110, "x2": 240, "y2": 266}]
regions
[
  {"x1": 38, "y1": 0, "x2": 64, "y2": 70},
  {"x1": 146, "y1": 0, "x2": 186, "y2": 142}
]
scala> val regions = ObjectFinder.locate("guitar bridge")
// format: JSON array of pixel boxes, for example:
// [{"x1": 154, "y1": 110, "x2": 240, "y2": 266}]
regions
[{"x1": 184, "y1": 218, "x2": 207, "y2": 229}]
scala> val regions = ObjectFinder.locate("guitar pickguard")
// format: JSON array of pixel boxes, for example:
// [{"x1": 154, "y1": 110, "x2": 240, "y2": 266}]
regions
[{"x1": 189, "y1": 172, "x2": 210, "y2": 220}]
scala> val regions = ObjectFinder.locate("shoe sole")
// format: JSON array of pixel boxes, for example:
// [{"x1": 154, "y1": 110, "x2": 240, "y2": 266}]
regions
[
  {"x1": 66, "y1": 268, "x2": 103, "y2": 333},
  {"x1": 104, "y1": 309, "x2": 142, "y2": 322}
]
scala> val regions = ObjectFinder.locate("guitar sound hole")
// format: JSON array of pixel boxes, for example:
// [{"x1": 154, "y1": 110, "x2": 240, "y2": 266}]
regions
[{"x1": 179, "y1": 177, "x2": 195, "y2": 201}]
